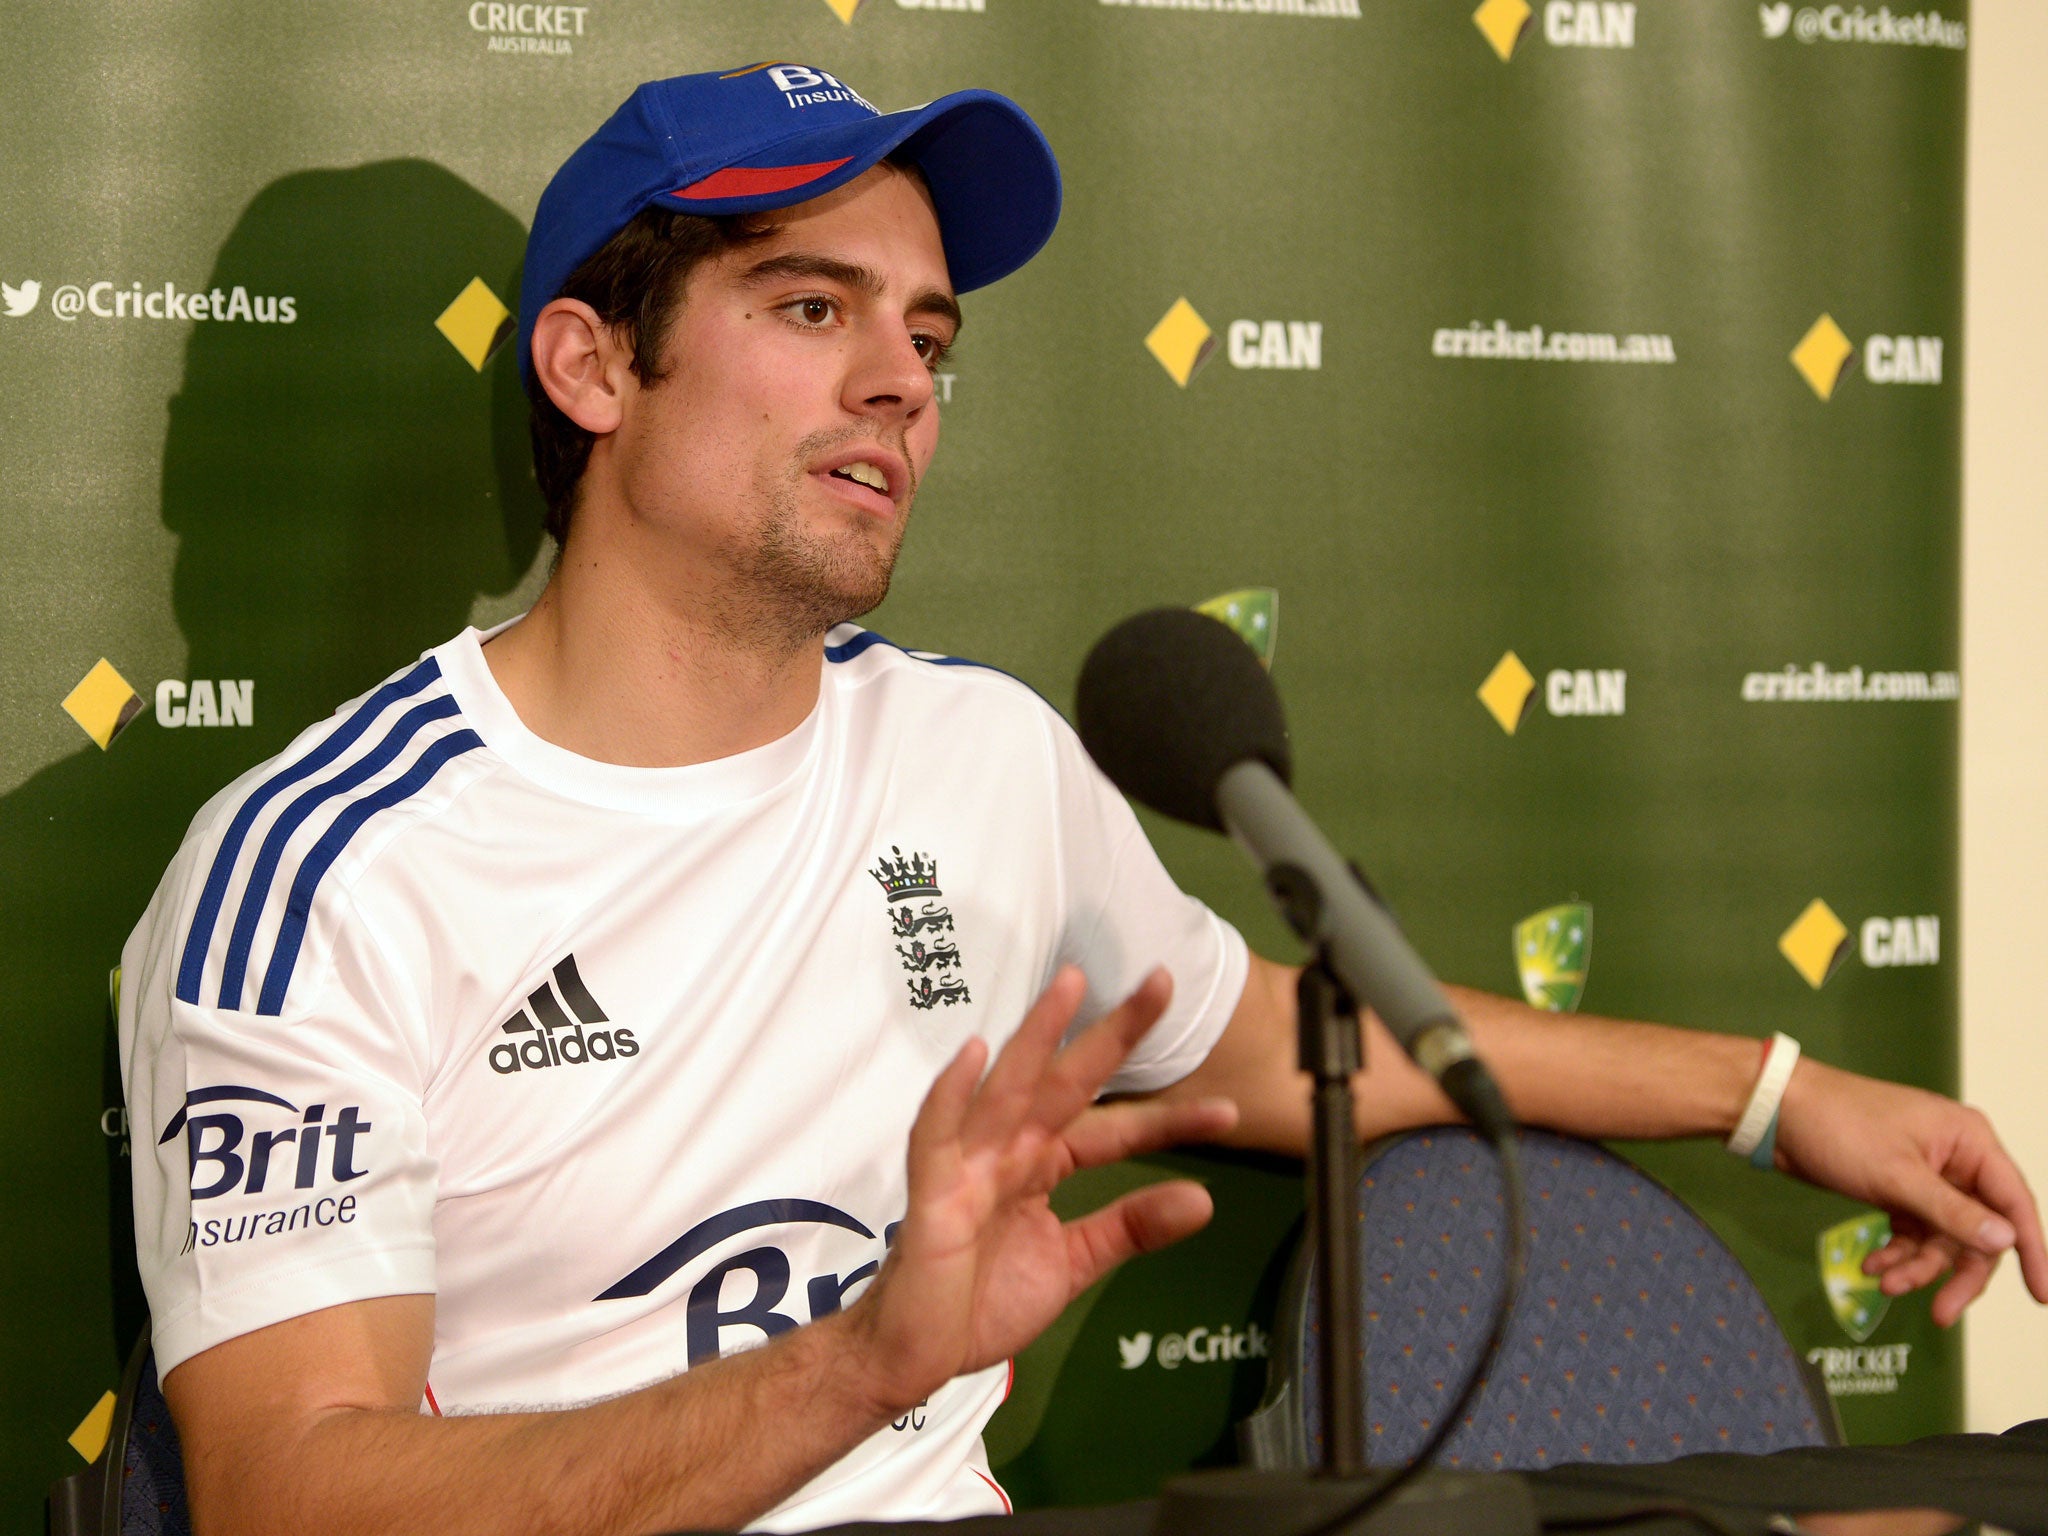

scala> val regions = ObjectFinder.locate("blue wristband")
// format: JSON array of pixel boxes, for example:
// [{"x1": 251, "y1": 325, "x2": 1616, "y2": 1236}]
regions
[{"x1": 1749, "y1": 1106, "x2": 1781, "y2": 1171}]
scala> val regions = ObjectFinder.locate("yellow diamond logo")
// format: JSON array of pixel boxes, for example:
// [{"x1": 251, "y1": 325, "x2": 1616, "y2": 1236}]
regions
[
  {"x1": 1791, "y1": 313, "x2": 1856, "y2": 401},
  {"x1": 434, "y1": 277, "x2": 514, "y2": 373},
  {"x1": 1780, "y1": 898, "x2": 1851, "y2": 989},
  {"x1": 61, "y1": 659, "x2": 144, "y2": 750},
  {"x1": 1473, "y1": 0, "x2": 1534, "y2": 61},
  {"x1": 1477, "y1": 651, "x2": 1537, "y2": 735},
  {"x1": 822, "y1": 0, "x2": 863, "y2": 21},
  {"x1": 1146, "y1": 298, "x2": 1216, "y2": 388},
  {"x1": 68, "y1": 1390, "x2": 115, "y2": 1463}
]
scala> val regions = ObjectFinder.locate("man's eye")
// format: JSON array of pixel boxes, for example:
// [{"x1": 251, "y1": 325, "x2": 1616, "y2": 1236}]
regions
[{"x1": 799, "y1": 298, "x2": 832, "y2": 323}]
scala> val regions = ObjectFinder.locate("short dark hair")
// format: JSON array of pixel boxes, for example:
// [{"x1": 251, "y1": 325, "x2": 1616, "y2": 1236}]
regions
[{"x1": 525, "y1": 206, "x2": 775, "y2": 545}]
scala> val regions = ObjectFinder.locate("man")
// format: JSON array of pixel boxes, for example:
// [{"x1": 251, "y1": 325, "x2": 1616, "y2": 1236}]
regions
[{"x1": 122, "y1": 64, "x2": 2046, "y2": 1536}]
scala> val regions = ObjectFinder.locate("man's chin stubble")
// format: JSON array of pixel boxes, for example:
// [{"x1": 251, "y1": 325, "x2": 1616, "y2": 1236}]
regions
[{"x1": 717, "y1": 487, "x2": 910, "y2": 655}]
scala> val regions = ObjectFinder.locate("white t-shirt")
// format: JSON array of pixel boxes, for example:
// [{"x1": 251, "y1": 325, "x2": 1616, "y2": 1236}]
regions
[{"x1": 120, "y1": 621, "x2": 1248, "y2": 1529}]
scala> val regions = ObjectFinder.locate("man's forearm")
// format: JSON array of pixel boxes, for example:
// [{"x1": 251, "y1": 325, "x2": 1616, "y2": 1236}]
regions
[
  {"x1": 180, "y1": 1305, "x2": 906, "y2": 1536},
  {"x1": 1166, "y1": 954, "x2": 1761, "y2": 1154},
  {"x1": 1166, "y1": 954, "x2": 2048, "y2": 1324},
  {"x1": 1443, "y1": 983, "x2": 1758, "y2": 1141}
]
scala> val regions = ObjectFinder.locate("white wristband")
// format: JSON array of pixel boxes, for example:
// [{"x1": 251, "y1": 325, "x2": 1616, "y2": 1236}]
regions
[{"x1": 1727, "y1": 1032, "x2": 1801, "y2": 1161}]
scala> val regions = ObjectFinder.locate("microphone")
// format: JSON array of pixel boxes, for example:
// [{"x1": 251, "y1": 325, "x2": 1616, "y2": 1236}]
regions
[{"x1": 1074, "y1": 607, "x2": 1509, "y2": 1135}]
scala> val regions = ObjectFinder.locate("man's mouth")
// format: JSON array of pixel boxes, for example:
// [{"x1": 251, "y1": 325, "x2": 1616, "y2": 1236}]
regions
[{"x1": 828, "y1": 461, "x2": 891, "y2": 496}]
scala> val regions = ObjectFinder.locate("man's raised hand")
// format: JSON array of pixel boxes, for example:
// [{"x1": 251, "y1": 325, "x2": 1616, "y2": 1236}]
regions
[
  {"x1": 848, "y1": 966, "x2": 1237, "y2": 1415},
  {"x1": 1774, "y1": 1057, "x2": 2048, "y2": 1327}
]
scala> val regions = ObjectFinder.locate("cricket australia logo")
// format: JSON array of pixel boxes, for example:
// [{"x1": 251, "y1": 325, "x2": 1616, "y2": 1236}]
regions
[{"x1": 871, "y1": 846, "x2": 971, "y2": 1010}]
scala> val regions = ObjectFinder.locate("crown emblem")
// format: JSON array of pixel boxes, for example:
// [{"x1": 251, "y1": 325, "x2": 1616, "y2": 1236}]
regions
[{"x1": 870, "y1": 845, "x2": 941, "y2": 903}]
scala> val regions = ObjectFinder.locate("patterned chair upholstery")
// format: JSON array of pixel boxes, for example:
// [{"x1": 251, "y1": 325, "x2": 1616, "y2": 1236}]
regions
[
  {"x1": 116, "y1": 1348, "x2": 190, "y2": 1536},
  {"x1": 1241, "y1": 1129, "x2": 1838, "y2": 1472},
  {"x1": 45, "y1": 1326, "x2": 190, "y2": 1536}
]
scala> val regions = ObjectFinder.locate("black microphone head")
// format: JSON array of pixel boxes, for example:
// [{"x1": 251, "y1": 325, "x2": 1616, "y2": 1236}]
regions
[{"x1": 1075, "y1": 607, "x2": 1292, "y2": 832}]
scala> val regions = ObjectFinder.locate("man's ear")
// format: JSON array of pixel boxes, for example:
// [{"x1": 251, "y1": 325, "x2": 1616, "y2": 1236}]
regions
[{"x1": 530, "y1": 298, "x2": 631, "y2": 434}]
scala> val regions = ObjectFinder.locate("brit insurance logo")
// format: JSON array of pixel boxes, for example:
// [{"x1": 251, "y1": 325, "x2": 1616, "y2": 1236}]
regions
[
  {"x1": 162, "y1": 1086, "x2": 373, "y2": 1253},
  {"x1": 1476, "y1": 652, "x2": 1626, "y2": 736},
  {"x1": 1473, "y1": 0, "x2": 1636, "y2": 62},
  {"x1": 721, "y1": 61, "x2": 879, "y2": 115},
  {"x1": 1790, "y1": 314, "x2": 1943, "y2": 400},
  {"x1": 1760, "y1": 5, "x2": 1964, "y2": 48},
  {"x1": 3, "y1": 276, "x2": 294, "y2": 325},
  {"x1": 1146, "y1": 299, "x2": 1322, "y2": 387},
  {"x1": 872, "y1": 847, "x2": 971, "y2": 1010},
  {"x1": 465, "y1": 3, "x2": 590, "y2": 56},
  {"x1": 487, "y1": 953, "x2": 638, "y2": 1073},
  {"x1": 597, "y1": 1197, "x2": 898, "y2": 1369}
]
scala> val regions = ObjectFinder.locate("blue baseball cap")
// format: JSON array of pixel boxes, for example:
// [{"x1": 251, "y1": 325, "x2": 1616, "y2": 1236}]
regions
[{"x1": 517, "y1": 61, "x2": 1062, "y2": 381}]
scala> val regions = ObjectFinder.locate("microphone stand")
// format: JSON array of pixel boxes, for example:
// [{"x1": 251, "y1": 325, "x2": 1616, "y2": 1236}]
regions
[
  {"x1": 1149, "y1": 895, "x2": 1536, "y2": 1536},
  {"x1": 1299, "y1": 953, "x2": 1366, "y2": 1478}
]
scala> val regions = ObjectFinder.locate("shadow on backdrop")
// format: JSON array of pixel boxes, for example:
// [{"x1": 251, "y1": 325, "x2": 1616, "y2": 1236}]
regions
[{"x1": 0, "y1": 159, "x2": 541, "y2": 1516}]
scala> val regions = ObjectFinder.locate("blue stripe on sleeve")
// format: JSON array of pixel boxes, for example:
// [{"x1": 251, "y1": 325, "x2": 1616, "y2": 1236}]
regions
[
  {"x1": 175, "y1": 658, "x2": 443, "y2": 1005},
  {"x1": 253, "y1": 730, "x2": 484, "y2": 1017},
  {"x1": 214, "y1": 696, "x2": 461, "y2": 1011}
]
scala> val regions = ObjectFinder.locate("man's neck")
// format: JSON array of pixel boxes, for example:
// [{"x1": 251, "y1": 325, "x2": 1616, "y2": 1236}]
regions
[{"x1": 481, "y1": 542, "x2": 826, "y2": 770}]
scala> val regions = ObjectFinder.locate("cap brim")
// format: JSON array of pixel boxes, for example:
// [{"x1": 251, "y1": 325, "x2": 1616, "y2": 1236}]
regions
[{"x1": 652, "y1": 89, "x2": 1061, "y2": 295}]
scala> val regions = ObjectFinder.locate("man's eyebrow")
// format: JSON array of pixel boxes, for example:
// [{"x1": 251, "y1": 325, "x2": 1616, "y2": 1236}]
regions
[{"x1": 737, "y1": 252, "x2": 963, "y2": 333}]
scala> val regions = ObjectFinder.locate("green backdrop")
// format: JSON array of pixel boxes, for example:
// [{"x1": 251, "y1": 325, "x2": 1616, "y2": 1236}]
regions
[{"x1": 0, "y1": 0, "x2": 1968, "y2": 1517}]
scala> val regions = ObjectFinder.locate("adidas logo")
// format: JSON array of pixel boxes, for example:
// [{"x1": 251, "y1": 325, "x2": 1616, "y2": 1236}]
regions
[{"x1": 487, "y1": 954, "x2": 639, "y2": 1075}]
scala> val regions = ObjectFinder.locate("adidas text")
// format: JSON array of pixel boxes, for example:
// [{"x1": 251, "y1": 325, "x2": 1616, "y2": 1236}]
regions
[
  {"x1": 488, "y1": 953, "x2": 637, "y2": 1073},
  {"x1": 490, "y1": 1022, "x2": 638, "y2": 1073}
]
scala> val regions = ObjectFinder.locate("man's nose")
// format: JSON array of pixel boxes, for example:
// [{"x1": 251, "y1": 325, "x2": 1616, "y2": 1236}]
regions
[{"x1": 843, "y1": 320, "x2": 936, "y2": 421}]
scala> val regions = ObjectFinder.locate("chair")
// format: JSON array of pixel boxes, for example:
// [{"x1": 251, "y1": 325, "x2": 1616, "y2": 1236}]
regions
[
  {"x1": 47, "y1": 1323, "x2": 190, "y2": 1536},
  {"x1": 1239, "y1": 1128, "x2": 1841, "y2": 1473}
]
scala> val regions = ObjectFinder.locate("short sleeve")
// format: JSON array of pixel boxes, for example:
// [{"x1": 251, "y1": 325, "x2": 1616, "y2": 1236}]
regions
[
  {"x1": 120, "y1": 854, "x2": 439, "y2": 1378},
  {"x1": 1043, "y1": 714, "x2": 1249, "y2": 1094}
]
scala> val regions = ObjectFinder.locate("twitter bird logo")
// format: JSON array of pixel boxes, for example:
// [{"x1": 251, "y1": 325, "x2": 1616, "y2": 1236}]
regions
[
  {"x1": 1116, "y1": 1333, "x2": 1154, "y2": 1370},
  {"x1": 1760, "y1": 3, "x2": 1793, "y2": 37},
  {"x1": 2, "y1": 279, "x2": 40, "y2": 317}
]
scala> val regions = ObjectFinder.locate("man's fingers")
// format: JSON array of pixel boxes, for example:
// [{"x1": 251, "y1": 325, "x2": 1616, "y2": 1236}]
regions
[
  {"x1": 1060, "y1": 1098, "x2": 1238, "y2": 1170},
  {"x1": 1863, "y1": 1238, "x2": 1914, "y2": 1276},
  {"x1": 1930, "y1": 1246, "x2": 2000, "y2": 1329},
  {"x1": 1883, "y1": 1160, "x2": 2017, "y2": 1265},
  {"x1": 2018, "y1": 1218, "x2": 2048, "y2": 1305},
  {"x1": 1878, "y1": 1233, "x2": 1960, "y2": 1298},
  {"x1": 1958, "y1": 1141, "x2": 2048, "y2": 1304},
  {"x1": 968, "y1": 967, "x2": 1090, "y2": 1140},
  {"x1": 907, "y1": 1036, "x2": 987, "y2": 1172},
  {"x1": 1026, "y1": 968, "x2": 1174, "y2": 1128},
  {"x1": 1063, "y1": 1180, "x2": 1216, "y2": 1295}
]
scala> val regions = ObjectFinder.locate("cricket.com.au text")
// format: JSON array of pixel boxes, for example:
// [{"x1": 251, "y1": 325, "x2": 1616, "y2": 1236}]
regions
[
  {"x1": 1432, "y1": 319, "x2": 1676, "y2": 365},
  {"x1": 1742, "y1": 664, "x2": 1958, "y2": 703}
]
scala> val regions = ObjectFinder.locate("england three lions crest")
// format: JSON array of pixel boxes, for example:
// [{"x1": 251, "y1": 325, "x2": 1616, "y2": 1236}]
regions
[{"x1": 871, "y1": 845, "x2": 971, "y2": 1010}]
